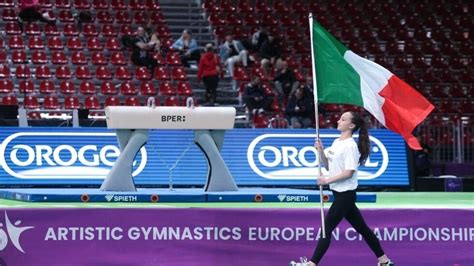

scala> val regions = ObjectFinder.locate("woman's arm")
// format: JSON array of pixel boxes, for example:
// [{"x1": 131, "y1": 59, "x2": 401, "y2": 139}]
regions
[{"x1": 315, "y1": 139, "x2": 329, "y2": 170}]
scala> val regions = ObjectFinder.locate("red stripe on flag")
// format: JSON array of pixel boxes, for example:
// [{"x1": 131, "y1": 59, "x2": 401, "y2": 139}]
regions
[{"x1": 379, "y1": 75, "x2": 434, "y2": 150}]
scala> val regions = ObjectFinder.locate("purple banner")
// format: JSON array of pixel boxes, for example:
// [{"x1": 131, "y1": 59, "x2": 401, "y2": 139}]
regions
[{"x1": 0, "y1": 208, "x2": 473, "y2": 265}]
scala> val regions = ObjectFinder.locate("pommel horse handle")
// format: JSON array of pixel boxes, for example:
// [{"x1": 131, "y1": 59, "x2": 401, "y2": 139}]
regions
[{"x1": 100, "y1": 99, "x2": 237, "y2": 192}]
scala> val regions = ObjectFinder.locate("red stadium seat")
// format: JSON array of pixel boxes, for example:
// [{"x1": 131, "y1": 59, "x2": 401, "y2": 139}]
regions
[
  {"x1": 0, "y1": 64, "x2": 10, "y2": 78},
  {"x1": 159, "y1": 82, "x2": 175, "y2": 95},
  {"x1": 43, "y1": 95, "x2": 60, "y2": 110},
  {"x1": 135, "y1": 67, "x2": 152, "y2": 80},
  {"x1": 5, "y1": 22, "x2": 21, "y2": 35},
  {"x1": 15, "y1": 65, "x2": 31, "y2": 79},
  {"x1": 164, "y1": 96, "x2": 179, "y2": 106},
  {"x1": 2, "y1": 8, "x2": 16, "y2": 21},
  {"x1": 255, "y1": 0, "x2": 271, "y2": 13},
  {"x1": 0, "y1": 0, "x2": 14, "y2": 7},
  {"x1": 115, "y1": 66, "x2": 132, "y2": 80},
  {"x1": 111, "y1": 0, "x2": 127, "y2": 10},
  {"x1": 24, "y1": 95, "x2": 40, "y2": 109},
  {"x1": 177, "y1": 81, "x2": 193, "y2": 96},
  {"x1": 36, "y1": 65, "x2": 52, "y2": 79},
  {"x1": 233, "y1": 66, "x2": 250, "y2": 82},
  {"x1": 79, "y1": 81, "x2": 96, "y2": 95},
  {"x1": 24, "y1": 23, "x2": 41, "y2": 35},
  {"x1": 75, "y1": 66, "x2": 92, "y2": 80},
  {"x1": 125, "y1": 96, "x2": 141, "y2": 106},
  {"x1": 120, "y1": 81, "x2": 137, "y2": 95},
  {"x1": 130, "y1": 0, "x2": 145, "y2": 10},
  {"x1": 154, "y1": 67, "x2": 171, "y2": 80},
  {"x1": 2, "y1": 95, "x2": 17, "y2": 106},
  {"x1": 119, "y1": 25, "x2": 133, "y2": 36},
  {"x1": 150, "y1": 12, "x2": 165, "y2": 24},
  {"x1": 115, "y1": 11, "x2": 131, "y2": 24},
  {"x1": 67, "y1": 37, "x2": 83, "y2": 50},
  {"x1": 87, "y1": 37, "x2": 103, "y2": 51},
  {"x1": 171, "y1": 67, "x2": 187, "y2": 81},
  {"x1": 58, "y1": 10, "x2": 74, "y2": 23},
  {"x1": 166, "y1": 52, "x2": 182, "y2": 66},
  {"x1": 91, "y1": 52, "x2": 108, "y2": 65},
  {"x1": 92, "y1": 0, "x2": 109, "y2": 9},
  {"x1": 0, "y1": 79, "x2": 13, "y2": 94},
  {"x1": 31, "y1": 51, "x2": 48, "y2": 64},
  {"x1": 44, "y1": 24, "x2": 60, "y2": 36},
  {"x1": 51, "y1": 51, "x2": 68, "y2": 65},
  {"x1": 63, "y1": 23, "x2": 79, "y2": 36},
  {"x1": 97, "y1": 10, "x2": 113, "y2": 24},
  {"x1": 100, "y1": 24, "x2": 116, "y2": 37},
  {"x1": 48, "y1": 36, "x2": 64, "y2": 50},
  {"x1": 105, "y1": 38, "x2": 121, "y2": 51},
  {"x1": 71, "y1": 51, "x2": 87, "y2": 65},
  {"x1": 8, "y1": 36, "x2": 25, "y2": 49},
  {"x1": 64, "y1": 95, "x2": 81, "y2": 109},
  {"x1": 84, "y1": 95, "x2": 101, "y2": 109},
  {"x1": 110, "y1": 52, "x2": 126, "y2": 65},
  {"x1": 140, "y1": 81, "x2": 157, "y2": 95},
  {"x1": 56, "y1": 65, "x2": 72, "y2": 79},
  {"x1": 83, "y1": 24, "x2": 98, "y2": 37},
  {"x1": 133, "y1": 11, "x2": 148, "y2": 24},
  {"x1": 105, "y1": 95, "x2": 121, "y2": 106},
  {"x1": 60, "y1": 80, "x2": 75, "y2": 94},
  {"x1": 100, "y1": 81, "x2": 117, "y2": 95},
  {"x1": 237, "y1": 0, "x2": 253, "y2": 12},
  {"x1": 39, "y1": 80, "x2": 55, "y2": 94},
  {"x1": 252, "y1": 112, "x2": 269, "y2": 128},
  {"x1": 12, "y1": 50, "x2": 27, "y2": 64},
  {"x1": 19, "y1": 80, "x2": 35, "y2": 94},
  {"x1": 220, "y1": 0, "x2": 236, "y2": 12},
  {"x1": 95, "y1": 66, "x2": 112, "y2": 80}
]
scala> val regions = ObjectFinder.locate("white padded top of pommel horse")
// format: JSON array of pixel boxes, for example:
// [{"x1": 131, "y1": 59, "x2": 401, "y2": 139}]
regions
[{"x1": 105, "y1": 106, "x2": 236, "y2": 129}]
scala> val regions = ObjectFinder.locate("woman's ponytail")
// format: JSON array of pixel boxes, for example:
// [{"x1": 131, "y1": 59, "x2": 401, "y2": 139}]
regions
[{"x1": 350, "y1": 112, "x2": 370, "y2": 165}]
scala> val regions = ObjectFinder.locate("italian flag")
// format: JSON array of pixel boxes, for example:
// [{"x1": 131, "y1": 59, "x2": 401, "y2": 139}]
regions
[{"x1": 310, "y1": 16, "x2": 434, "y2": 150}]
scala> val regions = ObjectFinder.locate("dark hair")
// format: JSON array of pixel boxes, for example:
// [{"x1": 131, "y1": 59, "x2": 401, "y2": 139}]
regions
[{"x1": 349, "y1": 111, "x2": 370, "y2": 165}]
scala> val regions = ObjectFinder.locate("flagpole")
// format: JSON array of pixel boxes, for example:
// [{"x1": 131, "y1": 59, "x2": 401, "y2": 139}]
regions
[{"x1": 309, "y1": 13, "x2": 326, "y2": 239}]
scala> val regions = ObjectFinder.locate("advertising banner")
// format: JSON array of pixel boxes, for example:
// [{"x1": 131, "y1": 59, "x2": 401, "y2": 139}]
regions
[
  {"x1": 0, "y1": 127, "x2": 409, "y2": 186},
  {"x1": 0, "y1": 208, "x2": 472, "y2": 265}
]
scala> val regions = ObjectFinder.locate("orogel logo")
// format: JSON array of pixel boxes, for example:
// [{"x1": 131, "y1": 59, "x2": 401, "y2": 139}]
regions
[
  {"x1": 247, "y1": 134, "x2": 388, "y2": 180},
  {"x1": 0, "y1": 211, "x2": 34, "y2": 253},
  {"x1": 0, "y1": 132, "x2": 147, "y2": 179}
]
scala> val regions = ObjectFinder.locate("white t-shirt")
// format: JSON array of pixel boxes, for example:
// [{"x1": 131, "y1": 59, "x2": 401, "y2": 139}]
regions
[{"x1": 324, "y1": 138, "x2": 360, "y2": 192}]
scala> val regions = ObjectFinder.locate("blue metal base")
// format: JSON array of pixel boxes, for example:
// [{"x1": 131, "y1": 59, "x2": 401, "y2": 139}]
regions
[{"x1": 0, "y1": 188, "x2": 376, "y2": 203}]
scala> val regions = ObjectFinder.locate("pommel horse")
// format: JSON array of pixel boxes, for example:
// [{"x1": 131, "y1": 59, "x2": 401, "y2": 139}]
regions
[{"x1": 100, "y1": 98, "x2": 237, "y2": 192}]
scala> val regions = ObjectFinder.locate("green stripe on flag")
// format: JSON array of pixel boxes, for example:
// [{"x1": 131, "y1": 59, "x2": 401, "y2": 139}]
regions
[{"x1": 312, "y1": 20, "x2": 364, "y2": 107}]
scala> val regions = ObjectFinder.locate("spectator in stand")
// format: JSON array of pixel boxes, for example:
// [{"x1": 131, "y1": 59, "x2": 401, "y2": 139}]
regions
[
  {"x1": 219, "y1": 34, "x2": 249, "y2": 90},
  {"x1": 131, "y1": 26, "x2": 159, "y2": 72},
  {"x1": 414, "y1": 135, "x2": 432, "y2": 177},
  {"x1": 18, "y1": 0, "x2": 56, "y2": 25},
  {"x1": 273, "y1": 59, "x2": 299, "y2": 102},
  {"x1": 197, "y1": 43, "x2": 223, "y2": 105},
  {"x1": 251, "y1": 26, "x2": 268, "y2": 52},
  {"x1": 285, "y1": 87, "x2": 314, "y2": 128},
  {"x1": 259, "y1": 34, "x2": 280, "y2": 78},
  {"x1": 244, "y1": 76, "x2": 272, "y2": 116},
  {"x1": 171, "y1": 30, "x2": 200, "y2": 67},
  {"x1": 144, "y1": 25, "x2": 161, "y2": 52}
]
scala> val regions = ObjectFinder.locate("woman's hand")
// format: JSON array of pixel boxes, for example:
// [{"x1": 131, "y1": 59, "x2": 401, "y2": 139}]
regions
[
  {"x1": 317, "y1": 175, "x2": 329, "y2": 186},
  {"x1": 314, "y1": 138, "x2": 324, "y2": 152}
]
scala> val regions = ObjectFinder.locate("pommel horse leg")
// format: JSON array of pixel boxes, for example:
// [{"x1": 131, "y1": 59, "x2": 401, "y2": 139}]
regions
[
  {"x1": 195, "y1": 130, "x2": 238, "y2": 192},
  {"x1": 100, "y1": 129, "x2": 149, "y2": 191}
]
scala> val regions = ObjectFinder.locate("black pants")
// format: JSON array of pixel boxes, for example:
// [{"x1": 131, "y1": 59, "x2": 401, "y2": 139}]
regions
[
  {"x1": 202, "y1": 75, "x2": 219, "y2": 103},
  {"x1": 311, "y1": 190, "x2": 385, "y2": 263},
  {"x1": 180, "y1": 49, "x2": 201, "y2": 67}
]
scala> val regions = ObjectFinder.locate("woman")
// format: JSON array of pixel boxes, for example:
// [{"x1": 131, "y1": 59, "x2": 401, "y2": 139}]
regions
[
  {"x1": 308, "y1": 111, "x2": 393, "y2": 266},
  {"x1": 197, "y1": 43, "x2": 223, "y2": 105}
]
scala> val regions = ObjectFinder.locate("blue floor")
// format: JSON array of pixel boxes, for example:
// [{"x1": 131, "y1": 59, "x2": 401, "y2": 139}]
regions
[{"x1": 0, "y1": 188, "x2": 376, "y2": 203}]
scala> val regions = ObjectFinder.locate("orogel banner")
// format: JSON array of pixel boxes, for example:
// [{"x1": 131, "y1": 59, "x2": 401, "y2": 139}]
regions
[
  {"x1": 0, "y1": 209, "x2": 472, "y2": 265},
  {"x1": 0, "y1": 127, "x2": 409, "y2": 186}
]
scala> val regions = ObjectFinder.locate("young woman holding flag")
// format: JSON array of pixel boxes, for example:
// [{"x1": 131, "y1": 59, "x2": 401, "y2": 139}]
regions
[{"x1": 308, "y1": 111, "x2": 393, "y2": 266}]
